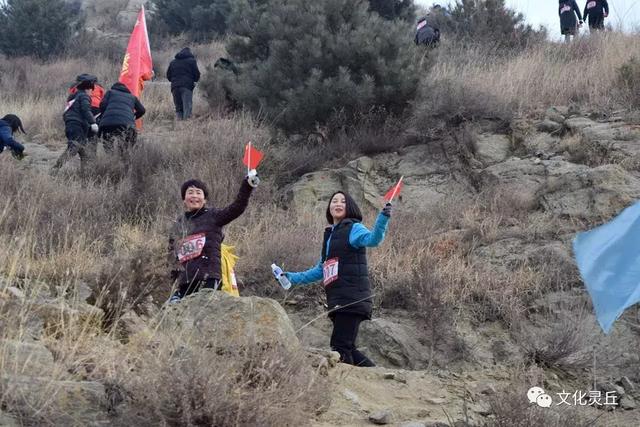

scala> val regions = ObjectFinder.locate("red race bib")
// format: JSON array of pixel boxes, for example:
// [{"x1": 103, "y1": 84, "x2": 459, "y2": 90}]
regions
[
  {"x1": 177, "y1": 233, "x2": 206, "y2": 263},
  {"x1": 323, "y1": 258, "x2": 339, "y2": 287}
]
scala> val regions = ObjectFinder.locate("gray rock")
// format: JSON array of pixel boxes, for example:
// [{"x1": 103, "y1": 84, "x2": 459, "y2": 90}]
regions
[
  {"x1": 619, "y1": 395, "x2": 637, "y2": 410},
  {"x1": 475, "y1": 134, "x2": 510, "y2": 166},
  {"x1": 383, "y1": 372, "x2": 396, "y2": 380},
  {"x1": 360, "y1": 318, "x2": 431, "y2": 370},
  {"x1": 157, "y1": 291, "x2": 301, "y2": 353},
  {"x1": 1, "y1": 340, "x2": 55, "y2": 376},
  {"x1": 619, "y1": 376, "x2": 635, "y2": 392},
  {"x1": 369, "y1": 409, "x2": 393, "y2": 425},
  {"x1": 343, "y1": 389, "x2": 360, "y2": 405},
  {"x1": 400, "y1": 422, "x2": 427, "y2": 427},
  {"x1": 545, "y1": 106, "x2": 569, "y2": 123},
  {"x1": 596, "y1": 381, "x2": 625, "y2": 397},
  {"x1": 537, "y1": 119, "x2": 563, "y2": 133}
]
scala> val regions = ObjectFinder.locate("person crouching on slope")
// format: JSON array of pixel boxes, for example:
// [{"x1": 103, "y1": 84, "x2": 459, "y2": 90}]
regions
[
  {"x1": 0, "y1": 114, "x2": 26, "y2": 160},
  {"x1": 559, "y1": 0, "x2": 584, "y2": 43},
  {"x1": 283, "y1": 192, "x2": 392, "y2": 367},
  {"x1": 167, "y1": 174, "x2": 259, "y2": 303}
]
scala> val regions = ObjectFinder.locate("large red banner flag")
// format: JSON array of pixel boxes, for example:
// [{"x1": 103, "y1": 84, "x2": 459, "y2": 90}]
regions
[
  {"x1": 242, "y1": 142, "x2": 264, "y2": 170},
  {"x1": 383, "y1": 176, "x2": 404, "y2": 203},
  {"x1": 119, "y1": 6, "x2": 153, "y2": 100}
]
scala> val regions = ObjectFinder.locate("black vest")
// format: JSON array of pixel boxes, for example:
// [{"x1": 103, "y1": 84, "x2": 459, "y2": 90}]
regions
[{"x1": 321, "y1": 219, "x2": 372, "y2": 319}]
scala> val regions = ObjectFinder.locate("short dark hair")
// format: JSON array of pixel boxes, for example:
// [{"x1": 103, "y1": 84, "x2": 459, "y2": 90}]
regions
[
  {"x1": 325, "y1": 191, "x2": 363, "y2": 224},
  {"x1": 181, "y1": 179, "x2": 209, "y2": 200},
  {"x1": 1, "y1": 114, "x2": 25, "y2": 134},
  {"x1": 76, "y1": 80, "x2": 95, "y2": 90}
]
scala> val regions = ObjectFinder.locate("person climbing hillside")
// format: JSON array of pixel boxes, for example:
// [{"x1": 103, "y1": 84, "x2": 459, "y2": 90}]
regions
[
  {"x1": 98, "y1": 82, "x2": 145, "y2": 158},
  {"x1": 68, "y1": 74, "x2": 104, "y2": 117},
  {"x1": 281, "y1": 192, "x2": 393, "y2": 367},
  {"x1": 167, "y1": 174, "x2": 260, "y2": 303},
  {"x1": 583, "y1": 0, "x2": 609, "y2": 31},
  {"x1": 559, "y1": 0, "x2": 584, "y2": 42},
  {"x1": 53, "y1": 80, "x2": 98, "y2": 171},
  {"x1": 166, "y1": 47, "x2": 201, "y2": 120},
  {"x1": 0, "y1": 114, "x2": 25, "y2": 160},
  {"x1": 414, "y1": 16, "x2": 440, "y2": 47}
]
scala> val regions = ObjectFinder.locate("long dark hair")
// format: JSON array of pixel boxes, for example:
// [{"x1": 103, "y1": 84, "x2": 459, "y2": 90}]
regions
[{"x1": 325, "y1": 191, "x2": 363, "y2": 224}]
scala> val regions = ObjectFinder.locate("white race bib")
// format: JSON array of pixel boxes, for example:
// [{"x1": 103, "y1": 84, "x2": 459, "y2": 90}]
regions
[
  {"x1": 322, "y1": 258, "x2": 339, "y2": 287},
  {"x1": 560, "y1": 5, "x2": 571, "y2": 13},
  {"x1": 586, "y1": 1, "x2": 596, "y2": 9},
  {"x1": 177, "y1": 233, "x2": 206, "y2": 263}
]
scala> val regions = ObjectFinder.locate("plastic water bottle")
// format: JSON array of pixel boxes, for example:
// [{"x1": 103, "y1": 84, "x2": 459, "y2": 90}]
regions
[{"x1": 271, "y1": 263, "x2": 292, "y2": 290}]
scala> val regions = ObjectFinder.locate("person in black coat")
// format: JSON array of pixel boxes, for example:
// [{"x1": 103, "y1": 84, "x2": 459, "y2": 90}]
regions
[
  {"x1": 282, "y1": 192, "x2": 393, "y2": 367},
  {"x1": 166, "y1": 47, "x2": 201, "y2": 120},
  {"x1": 54, "y1": 80, "x2": 98, "y2": 171},
  {"x1": 98, "y1": 82, "x2": 145, "y2": 157},
  {"x1": 0, "y1": 114, "x2": 25, "y2": 159},
  {"x1": 583, "y1": 0, "x2": 609, "y2": 31},
  {"x1": 559, "y1": 0, "x2": 584, "y2": 42}
]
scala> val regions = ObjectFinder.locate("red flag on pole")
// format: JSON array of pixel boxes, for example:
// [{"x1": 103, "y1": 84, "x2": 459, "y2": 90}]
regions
[
  {"x1": 242, "y1": 143, "x2": 264, "y2": 170},
  {"x1": 383, "y1": 176, "x2": 404, "y2": 202},
  {"x1": 119, "y1": 6, "x2": 153, "y2": 128}
]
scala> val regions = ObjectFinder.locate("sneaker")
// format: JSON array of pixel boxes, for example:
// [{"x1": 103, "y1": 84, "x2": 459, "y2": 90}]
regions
[{"x1": 168, "y1": 295, "x2": 181, "y2": 304}]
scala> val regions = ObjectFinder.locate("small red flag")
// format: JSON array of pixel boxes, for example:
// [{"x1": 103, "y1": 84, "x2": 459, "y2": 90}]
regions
[
  {"x1": 383, "y1": 176, "x2": 404, "y2": 202},
  {"x1": 242, "y1": 143, "x2": 264, "y2": 170}
]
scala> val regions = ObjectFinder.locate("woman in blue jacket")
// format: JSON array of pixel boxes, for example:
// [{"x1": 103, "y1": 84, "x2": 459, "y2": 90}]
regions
[
  {"x1": 285, "y1": 191, "x2": 392, "y2": 367},
  {"x1": 0, "y1": 114, "x2": 25, "y2": 159}
]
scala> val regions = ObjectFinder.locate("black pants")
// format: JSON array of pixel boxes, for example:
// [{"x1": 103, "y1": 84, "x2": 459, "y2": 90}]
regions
[
  {"x1": 172, "y1": 87, "x2": 193, "y2": 120},
  {"x1": 99, "y1": 125, "x2": 137, "y2": 157},
  {"x1": 174, "y1": 278, "x2": 220, "y2": 299},
  {"x1": 330, "y1": 312, "x2": 375, "y2": 367},
  {"x1": 54, "y1": 122, "x2": 93, "y2": 169}
]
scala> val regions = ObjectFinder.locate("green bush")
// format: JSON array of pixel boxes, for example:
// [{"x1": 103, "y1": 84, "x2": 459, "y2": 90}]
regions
[
  {"x1": 217, "y1": 0, "x2": 421, "y2": 134},
  {"x1": 0, "y1": 0, "x2": 84, "y2": 59},
  {"x1": 426, "y1": 0, "x2": 546, "y2": 50},
  {"x1": 367, "y1": 0, "x2": 415, "y2": 21},
  {"x1": 149, "y1": 0, "x2": 230, "y2": 41}
]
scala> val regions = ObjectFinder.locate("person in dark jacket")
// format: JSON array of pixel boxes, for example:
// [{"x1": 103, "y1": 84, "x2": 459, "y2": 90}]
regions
[
  {"x1": 53, "y1": 80, "x2": 98, "y2": 170},
  {"x1": 415, "y1": 16, "x2": 440, "y2": 47},
  {"x1": 167, "y1": 173, "x2": 260, "y2": 303},
  {"x1": 559, "y1": 0, "x2": 584, "y2": 42},
  {"x1": 583, "y1": 0, "x2": 609, "y2": 31},
  {"x1": 283, "y1": 192, "x2": 392, "y2": 367},
  {"x1": 0, "y1": 114, "x2": 26, "y2": 159},
  {"x1": 166, "y1": 47, "x2": 201, "y2": 120},
  {"x1": 98, "y1": 82, "x2": 145, "y2": 157}
]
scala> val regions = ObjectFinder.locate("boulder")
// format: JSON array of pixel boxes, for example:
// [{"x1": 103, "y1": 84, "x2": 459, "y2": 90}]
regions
[
  {"x1": 369, "y1": 409, "x2": 393, "y2": 424},
  {"x1": 537, "y1": 120, "x2": 563, "y2": 134},
  {"x1": 286, "y1": 145, "x2": 473, "y2": 213},
  {"x1": 157, "y1": 290, "x2": 301, "y2": 353},
  {"x1": 360, "y1": 318, "x2": 431, "y2": 370},
  {"x1": 475, "y1": 134, "x2": 510, "y2": 166},
  {"x1": 1, "y1": 340, "x2": 55, "y2": 376},
  {"x1": 481, "y1": 159, "x2": 640, "y2": 220}
]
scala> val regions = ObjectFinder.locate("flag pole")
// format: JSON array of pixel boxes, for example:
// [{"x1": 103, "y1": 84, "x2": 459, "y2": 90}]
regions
[
  {"x1": 388, "y1": 176, "x2": 404, "y2": 203},
  {"x1": 247, "y1": 142, "x2": 251, "y2": 175}
]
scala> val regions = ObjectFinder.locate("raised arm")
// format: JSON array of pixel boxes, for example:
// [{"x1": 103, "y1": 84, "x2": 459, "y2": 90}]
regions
[
  {"x1": 214, "y1": 178, "x2": 253, "y2": 226},
  {"x1": 349, "y1": 212, "x2": 390, "y2": 248}
]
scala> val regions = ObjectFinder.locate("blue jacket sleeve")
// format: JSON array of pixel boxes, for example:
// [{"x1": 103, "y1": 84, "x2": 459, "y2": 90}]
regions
[
  {"x1": 286, "y1": 261, "x2": 323, "y2": 286},
  {"x1": 349, "y1": 213, "x2": 389, "y2": 248},
  {"x1": 0, "y1": 126, "x2": 24, "y2": 153}
]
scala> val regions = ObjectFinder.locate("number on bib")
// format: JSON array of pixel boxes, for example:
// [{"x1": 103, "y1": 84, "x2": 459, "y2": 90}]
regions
[
  {"x1": 323, "y1": 258, "x2": 339, "y2": 287},
  {"x1": 177, "y1": 233, "x2": 206, "y2": 263}
]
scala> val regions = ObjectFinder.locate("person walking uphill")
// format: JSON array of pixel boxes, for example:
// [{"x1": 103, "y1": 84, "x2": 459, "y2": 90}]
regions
[
  {"x1": 559, "y1": 0, "x2": 584, "y2": 42},
  {"x1": 0, "y1": 114, "x2": 26, "y2": 159},
  {"x1": 54, "y1": 80, "x2": 98, "y2": 171},
  {"x1": 167, "y1": 173, "x2": 260, "y2": 303},
  {"x1": 283, "y1": 192, "x2": 393, "y2": 367},
  {"x1": 166, "y1": 47, "x2": 200, "y2": 120},
  {"x1": 98, "y1": 82, "x2": 145, "y2": 158},
  {"x1": 583, "y1": 0, "x2": 609, "y2": 31}
]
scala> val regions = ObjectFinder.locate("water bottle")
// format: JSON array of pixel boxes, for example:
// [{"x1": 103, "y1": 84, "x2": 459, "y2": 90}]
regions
[{"x1": 271, "y1": 263, "x2": 292, "y2": 290}]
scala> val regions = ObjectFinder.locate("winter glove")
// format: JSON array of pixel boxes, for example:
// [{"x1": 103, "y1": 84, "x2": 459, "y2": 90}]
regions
[
  {"x1": 247, "y1": 169, "x2": 260, "y2": 188},
  {"x1": 382, "y1": 203, "x2": 393, "y2": 217},
  {"x1": 90, "y1": 123, "x2": 99, "y2": 134},
  {"x1": 11, "y1": 149, "x2": 25, "y2": 161}
]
